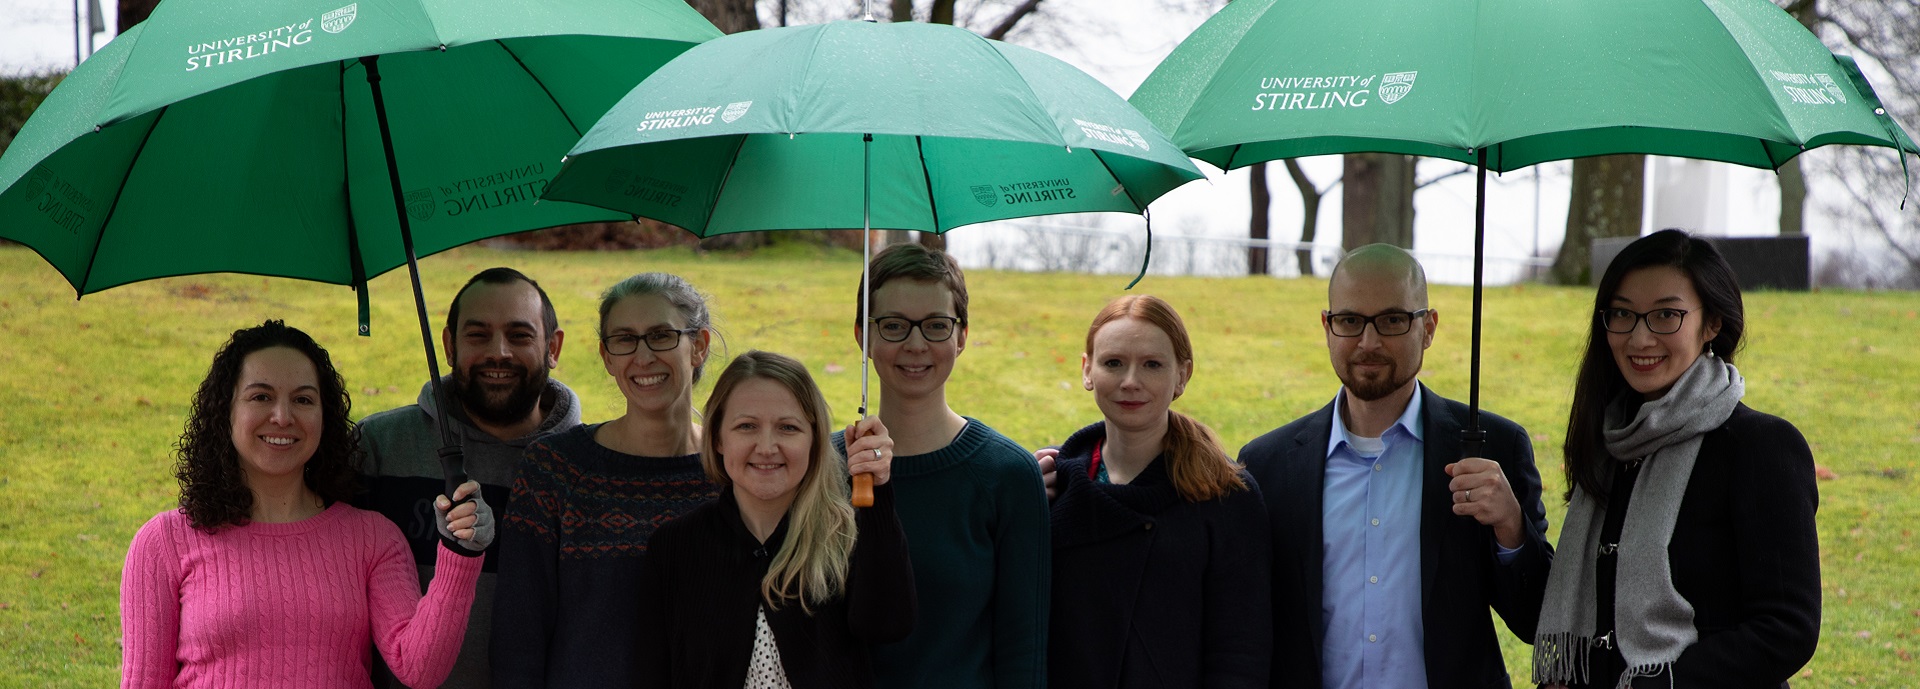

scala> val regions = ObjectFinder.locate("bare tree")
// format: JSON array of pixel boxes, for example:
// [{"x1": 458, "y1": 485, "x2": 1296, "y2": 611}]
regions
[
  {"x1": 119, "y1": 0, "x2": 162, "y2": 33},
  {"x1": 1247, "y1": 163, "x2": 1270, "y2": 274},
  {"x1": 1282, "y1": 159, "x2": 1337, "y2": 276},
  {"x1": 1785, "y1": 0, "x2": 1920, "y2": 285}
]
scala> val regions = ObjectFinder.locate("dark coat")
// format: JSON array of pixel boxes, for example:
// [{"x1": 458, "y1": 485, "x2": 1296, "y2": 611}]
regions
[
  {"x1": 1048, "y1": 422, "x2": 1273, "y2": 689},
  {"x1": 1574, "y1": 404, "x2": 1821, "y2": 689},
  {"x1": 633, "y1": 482, "x2": 916, "y2": 689},
  {"x1": 1237, "y1": 384, "x2": 1553, "y2": 689}
]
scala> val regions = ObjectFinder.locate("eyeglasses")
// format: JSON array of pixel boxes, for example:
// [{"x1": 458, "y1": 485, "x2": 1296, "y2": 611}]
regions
[
  {"x1": 602, "y1": 328, "x2": 701, "y2": 355},
  {"x1": 1597, "y1": 308, "x2": 1691, "y2": 335},
  {"x1": 868, "y1": 316, "x2": 961, "y2": 343},
  {"x1": 1324, "y1": 309, "x2": 1431, "y2": 337}
]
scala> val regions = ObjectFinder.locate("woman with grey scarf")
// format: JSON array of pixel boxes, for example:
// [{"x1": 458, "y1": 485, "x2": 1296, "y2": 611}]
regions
[{"x1": 1533, "y1": 230, "x2": 1820, "y2": 689}]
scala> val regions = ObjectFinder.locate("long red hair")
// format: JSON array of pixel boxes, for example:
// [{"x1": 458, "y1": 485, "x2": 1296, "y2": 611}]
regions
[{"x1": 1086, "y1": 295, "x2": 1246, "y2": 503}]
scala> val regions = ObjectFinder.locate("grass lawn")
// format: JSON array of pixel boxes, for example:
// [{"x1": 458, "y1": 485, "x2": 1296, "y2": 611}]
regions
[{"x1": 1, "y1": 242, "x2": 1915, "y2": 686}]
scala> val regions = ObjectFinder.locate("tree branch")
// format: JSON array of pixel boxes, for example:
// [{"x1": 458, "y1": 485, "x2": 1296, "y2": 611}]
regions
[
  {"x1": 1415, "y1": 165, "x2": 1473, "y2": 190},
  {"x1": 986, "y1": 0, "x2": 1046, "y2": 40}
]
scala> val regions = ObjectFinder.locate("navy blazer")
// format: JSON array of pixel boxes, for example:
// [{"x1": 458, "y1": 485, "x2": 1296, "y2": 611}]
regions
[{"x1": 1237, "y1": 384, "x2": 1552, "y2": 689}]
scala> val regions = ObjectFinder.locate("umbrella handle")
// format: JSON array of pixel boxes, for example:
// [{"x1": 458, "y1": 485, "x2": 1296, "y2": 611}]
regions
[
  {"x1": 437, "y1": 445, "x2": 471, "y2": 506},
  {"x1": 1460, "y1": 428, "x2": 1486, "y2": 461},
  {"x1": 852, "y1": 473, "x2": 874, "y2": 508}
]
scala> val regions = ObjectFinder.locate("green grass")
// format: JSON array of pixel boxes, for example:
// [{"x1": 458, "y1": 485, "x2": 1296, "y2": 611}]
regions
[{"x1": 1, "y1": 243, "x2": 1915, "y2": 686}]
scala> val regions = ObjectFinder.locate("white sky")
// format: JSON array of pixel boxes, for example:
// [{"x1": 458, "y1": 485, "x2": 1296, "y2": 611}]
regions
[{"x1": 0, "y1": 0, "x2": 1800, "y2": 283}]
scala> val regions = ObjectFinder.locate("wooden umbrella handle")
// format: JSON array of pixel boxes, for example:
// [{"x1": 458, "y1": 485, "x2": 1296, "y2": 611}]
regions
[{"x1": 852, "y1": 473, "x2": 874, "y2": 507}]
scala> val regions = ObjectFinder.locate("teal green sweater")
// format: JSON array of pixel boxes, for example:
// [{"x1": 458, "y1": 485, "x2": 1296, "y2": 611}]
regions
[{"x1": 837, "y1": 419, "x2": 1050, "y2": 689}]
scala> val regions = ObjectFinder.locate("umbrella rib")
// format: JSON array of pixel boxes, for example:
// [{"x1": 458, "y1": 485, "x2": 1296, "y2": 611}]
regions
[
  {"x1": 700, "y1": 134, "x2": 752, "y2": 236},
  {"x1": 78, "y1": 105, "x2": 170, "y2": 294},
  {"x1": 494, "y1": 40, "x2": 583, "y2": 137},
  {"x1": 915, "y1": 136, "x2": 941, "y2": 232},
  {"x1": 1091, "y1": 150, "x2": 1144, "y2": 211}
]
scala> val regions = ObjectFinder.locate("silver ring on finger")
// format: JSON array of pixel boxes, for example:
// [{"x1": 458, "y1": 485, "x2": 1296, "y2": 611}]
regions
[
  {"x1": 1465, "y1": 489, "x2": 1473, "y2": 502},
  {"x1": 874, "y1": 448, "x2": 883, "y2": 461}
]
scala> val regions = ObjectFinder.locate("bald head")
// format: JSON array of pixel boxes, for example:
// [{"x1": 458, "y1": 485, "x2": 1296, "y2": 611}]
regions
[{"x1": 1329, "y1": 244, "x2": 1428, "y2": 307}]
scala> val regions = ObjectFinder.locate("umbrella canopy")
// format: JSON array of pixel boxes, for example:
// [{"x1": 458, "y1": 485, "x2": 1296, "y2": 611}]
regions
[
  {"x1": 0, "y1": 0, "x2": 721, "y2": 301},
  {"x1": 545, "y1": 18, "x2": 1203, "y2": 507},
  {"x1": 0, "y1": 0, "x2": 721, "y2": 495},
  {"x1": 543, "y1": 19, "x2": 1204, "y2": 236},
  {"x1": 1130, "y1": 0, "x2": 1918, "y2": 446},
  {"x1": 1132, "y1": 0, "x2": 1917, "y2": 173}
]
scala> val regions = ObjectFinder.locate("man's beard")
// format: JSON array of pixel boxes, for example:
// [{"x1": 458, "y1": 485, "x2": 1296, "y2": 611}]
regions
[
  {"x1": 1340, "y1": 353, "x2": 1419, "y2": 402},
  {"x1": 452, "y1": 359, "x2": 548, "y2": 427}
]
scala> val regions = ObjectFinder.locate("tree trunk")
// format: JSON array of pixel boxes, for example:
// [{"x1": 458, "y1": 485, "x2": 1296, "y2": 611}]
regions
[
  {"x1": 930, "y1": 0, "x2": 956, "y2": 25},
  {"x1": 891, "y1": 0, "x2": 912, "y2": 21},
  {"x1": 1248, "y1": 163, "x2": 1271, "y2": 275},
  {"x1": 1775, "y1": 0, "x2": 1818, "y2": 236},
  {"x1": 1777, "y1": 158, "x2": 1806, "y2": 235},
  {"x1": 1552, "y1": 154, "x2": 1645, "y2": 284},
  {"x1": 1283, "y1": 159, "x2": 1326, "y2": 276},
  {"x1": 1341, "y1": 153, "x2": 1415, "y2": 250},
  {"x1": 118, "y1": 0, "x2": 161, "y2": 33}
]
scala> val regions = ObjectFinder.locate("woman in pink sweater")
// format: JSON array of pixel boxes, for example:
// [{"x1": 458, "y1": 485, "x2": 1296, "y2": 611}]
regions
[{"x1": 121, "y1": 320, "x2": 492, "y2": 689}]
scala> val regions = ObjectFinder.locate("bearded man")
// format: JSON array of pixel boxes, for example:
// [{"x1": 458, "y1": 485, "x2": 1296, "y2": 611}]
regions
[
  {"x1": 356, "y1": 267, "x2": 580, "y2": 689},
  {"x1": 1238, "y1": 244, "x2": 1553, "y2": 689}
]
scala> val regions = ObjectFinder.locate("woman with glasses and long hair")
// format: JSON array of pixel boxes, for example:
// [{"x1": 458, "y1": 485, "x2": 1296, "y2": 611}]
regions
[
  {"x1": 121, "y1": 320, "x2": 490, "y2": 689},
  {"x1": 1532, "y1": 230, "x2": 1819, "y2": 689},
  {"x1": 634, "y1": 350, "x2": 915, "y2": 688},
  {"x1": 1046, "y1": 295, "x2": 1271, "y2": 689}
]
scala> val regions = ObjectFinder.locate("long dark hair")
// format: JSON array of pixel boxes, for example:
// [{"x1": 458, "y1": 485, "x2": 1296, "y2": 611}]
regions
[
  {"x1": 175, "y1": 320, "x2": 359, "y2": 531},
  {"x1": 1562, "y1": 230, "x2": 1744, "y2": 504}
]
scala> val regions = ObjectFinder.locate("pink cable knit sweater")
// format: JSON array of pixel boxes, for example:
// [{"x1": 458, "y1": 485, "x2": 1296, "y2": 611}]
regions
[{"x1": 119, "y1": 502, "x2": 482, "y2": 689}]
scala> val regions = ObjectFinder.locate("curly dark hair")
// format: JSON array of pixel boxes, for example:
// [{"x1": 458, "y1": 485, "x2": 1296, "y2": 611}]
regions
[{"x1": 174, "y1": 320, "x2": 360, "y2": 532}]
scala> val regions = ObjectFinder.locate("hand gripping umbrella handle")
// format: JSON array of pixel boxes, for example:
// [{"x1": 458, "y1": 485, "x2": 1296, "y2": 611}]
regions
[{"x1": 438, "y1": 445, "x2": 471, "y2": 506}]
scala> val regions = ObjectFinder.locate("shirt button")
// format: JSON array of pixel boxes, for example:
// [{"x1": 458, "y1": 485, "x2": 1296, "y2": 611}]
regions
[
  {"x1": 1368, "y1": 634, "x2": 1378, "y2": 643},
  {"x1": 1373, "y1": 464, "x2": 1383, "y2": 472},
  {"x1": 1369, "y1": 575, "x2": 1378, "y2": 584},
  {"x1": 1370, "y1": 518, "x2": 1380, "y2": 527}
]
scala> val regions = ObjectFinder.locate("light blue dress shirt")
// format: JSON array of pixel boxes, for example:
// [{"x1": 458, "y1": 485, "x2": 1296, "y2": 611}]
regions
[{"x1": 1321, "y1": 387, "x2": 1427, "y2": 689}]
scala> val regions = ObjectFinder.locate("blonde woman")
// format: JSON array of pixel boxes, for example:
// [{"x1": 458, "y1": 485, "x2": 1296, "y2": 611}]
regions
[{"x1": 635, "y1": 350, "x2": 915, "y2": 689}]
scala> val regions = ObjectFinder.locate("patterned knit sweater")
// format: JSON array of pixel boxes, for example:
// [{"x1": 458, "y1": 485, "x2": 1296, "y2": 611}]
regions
[
  {"x1": 119, "y1": 503, "x2": 483, "y2": 689},
  {"x1": 490, "y1": 422, "x2": 722, "y2": 688}
]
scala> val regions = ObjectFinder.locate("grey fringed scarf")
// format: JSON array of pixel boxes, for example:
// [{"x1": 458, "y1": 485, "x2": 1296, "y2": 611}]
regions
[{"x1": 1533, "y1": 353, "x2": 1744, "y2": 688}]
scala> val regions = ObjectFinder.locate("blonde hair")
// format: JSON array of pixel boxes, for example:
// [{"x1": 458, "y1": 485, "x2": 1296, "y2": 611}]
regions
[
  {"x1": 701, "y1": 350, "x2": 857, "y2": 614},
  {"x1": 1085, "y1": 295, "x2": 1247, "y2": 503}
]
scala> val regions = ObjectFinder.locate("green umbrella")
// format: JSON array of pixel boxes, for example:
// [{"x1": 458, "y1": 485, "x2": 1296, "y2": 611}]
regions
[
  {"x1": 542, "y1": 17, "x2": 1203, "y2": 503},
  {"x1": 1131, "y1": 0, "x2": 1919, "y2": 451},
  {"x1": 0, "y1": 0, "x2": 721, "y2": 494}
]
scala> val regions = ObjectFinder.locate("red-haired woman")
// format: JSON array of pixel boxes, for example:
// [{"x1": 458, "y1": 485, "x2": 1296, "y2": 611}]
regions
[{"x1": 1045, "y1": 295, "x2": 1272, "y2": 689}]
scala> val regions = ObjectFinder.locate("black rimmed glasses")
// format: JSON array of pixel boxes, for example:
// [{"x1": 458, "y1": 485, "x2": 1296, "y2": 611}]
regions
[
  {"x1": 1598, "y1": 308, "x2": 1691, "y2": 335},
  {"x1": 1324, "y1": 309, "x2": 1431, "y2": 337},
  {"x1": 869, "y1": 316, "x2": 961, "y2": 343},
  {"x1": 602, "y1": 328, "x2": 701, "y2": 355}
]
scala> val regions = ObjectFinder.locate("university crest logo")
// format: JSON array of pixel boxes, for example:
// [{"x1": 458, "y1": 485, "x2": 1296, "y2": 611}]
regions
[
  {"x1": 322, "y1": 4, "x2": 357, "y2": 34},
  {"x1": 722, "y1": 101, "x2": 753, "y2": 124},
  {"x1": 24, "y1": 166, "x2": 53, "y2": 199},
  {"x1": 1122, "y1": 128, "x2": 1150, "y2": 151},
  {"x1": 970, "y1": 185, "x2": 998, "y2": 207},
  {"x1": 405, "y1": 188, "x2": 434, "y2": 221},
  {"x1": 1380, "y1": 71, "x2": 1418, "y2": 105},
  {"x1": 1816, "y1": 73, "x2": 1846, "y2": 104}
]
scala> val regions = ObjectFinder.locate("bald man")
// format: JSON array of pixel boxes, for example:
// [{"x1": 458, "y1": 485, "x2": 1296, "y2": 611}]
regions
[{"x1": 1238, "y1": 244, "x2": 1552, "y2": 689}]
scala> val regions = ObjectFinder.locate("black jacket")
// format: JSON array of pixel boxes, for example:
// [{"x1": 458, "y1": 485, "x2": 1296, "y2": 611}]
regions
[
  {"x1": 1570, "y1": 403, "x2": 1820, "y2": 689},
  {"x1": 633, "y1": 483, "x2": 916, "y2": 689},
  {"x1": 1048, "y1": 422, "x2": 1273, "y2": 689},
  {"x1": 1237, "y1": 384, "x2": 1553, "y2": 689}
]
